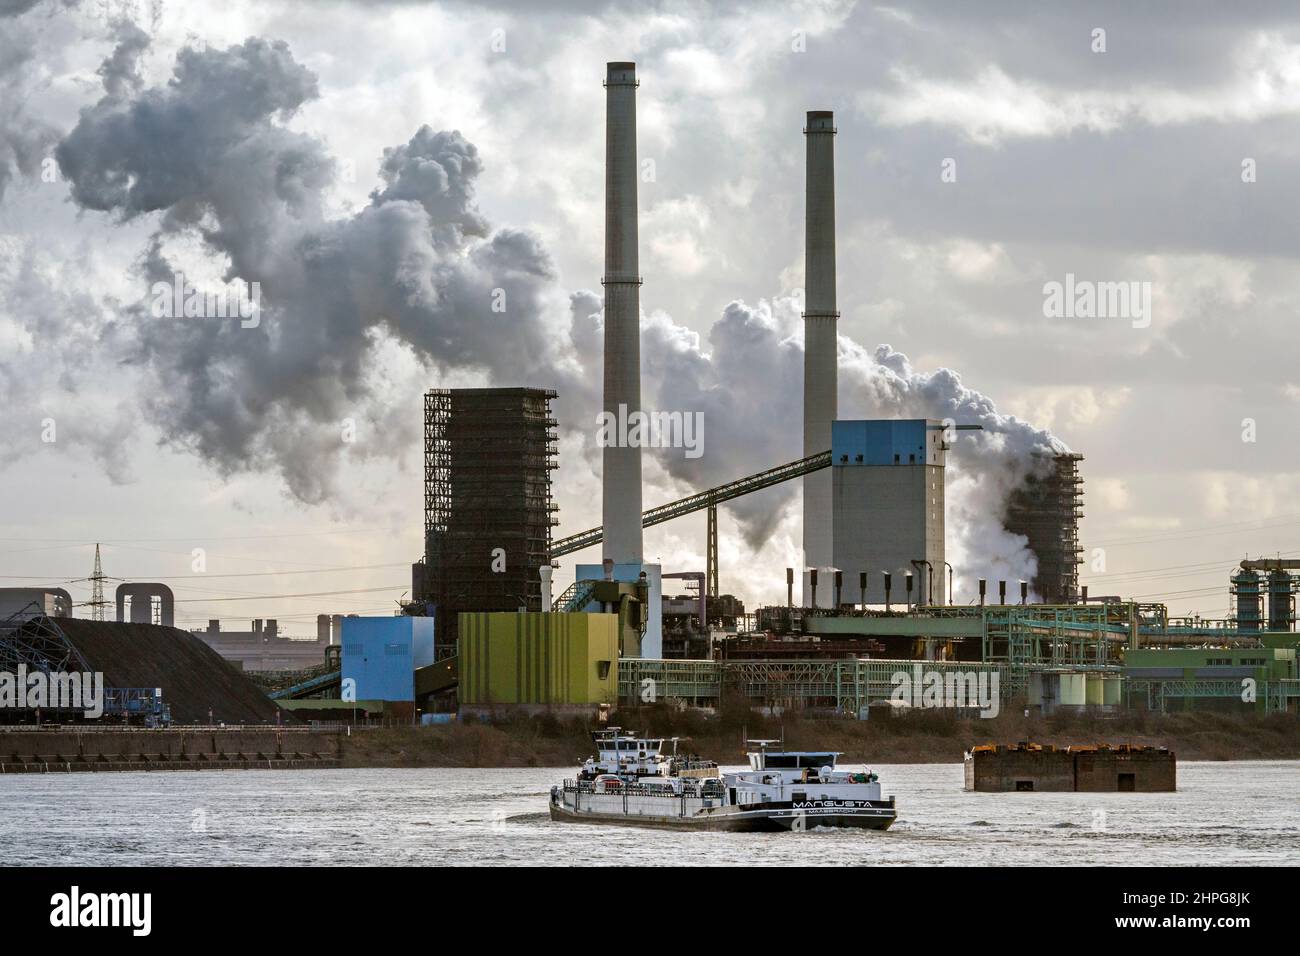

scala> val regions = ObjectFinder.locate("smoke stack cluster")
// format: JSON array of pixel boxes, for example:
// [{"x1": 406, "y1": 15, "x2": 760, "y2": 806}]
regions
[
  {"x1": 802, "y1": 110, "x2": 837, "y2": 604},
  {"x1": 601, "y1": 61, "x2": 644, "y2": 565}
]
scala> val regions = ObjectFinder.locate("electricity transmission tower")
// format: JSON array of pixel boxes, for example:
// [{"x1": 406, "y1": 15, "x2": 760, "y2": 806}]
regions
[{"x1": 88, "y1": 543, "x2": 108, "y2": 621}]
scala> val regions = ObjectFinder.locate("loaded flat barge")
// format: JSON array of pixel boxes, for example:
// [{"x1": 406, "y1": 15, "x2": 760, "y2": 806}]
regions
[{"x1": 964, "y1": 742, "x2": 1176, "y2": 792}]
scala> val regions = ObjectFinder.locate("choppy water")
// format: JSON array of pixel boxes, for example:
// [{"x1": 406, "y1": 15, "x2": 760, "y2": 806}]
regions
[{"x1": 1, "y1": 761, "x2": 1296, "y2": 866}]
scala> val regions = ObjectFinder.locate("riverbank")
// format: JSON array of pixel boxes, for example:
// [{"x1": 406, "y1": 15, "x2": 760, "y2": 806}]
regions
[{"x1": 338, "y1": 709, "x2": 1300, "y2": 768}]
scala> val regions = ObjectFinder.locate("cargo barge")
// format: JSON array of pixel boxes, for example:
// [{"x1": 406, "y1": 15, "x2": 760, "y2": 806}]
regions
[
  {"x1": 964, "y1": 742, "x2": 1176, "y2": 792},
  {"x1": 549, "y1": 729, "x2": 896, "y2": 831}
]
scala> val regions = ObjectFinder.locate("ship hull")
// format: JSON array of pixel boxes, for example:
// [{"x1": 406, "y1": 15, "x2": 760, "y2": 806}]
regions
[{"x1": 549, "y1": 799, "x2": 895, "y2": 832}]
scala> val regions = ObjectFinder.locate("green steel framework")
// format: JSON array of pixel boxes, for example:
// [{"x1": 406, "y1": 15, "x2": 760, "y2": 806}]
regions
[
  {"x1": 619, "y1": 658, "x2": 1003, "y2": 712},
  {"x1": 1125, "y1": 677, "x2": 1300, "y2": 714},
  {"x1": 617, "y1": 603, "x2": 1141, "y2": 708}
]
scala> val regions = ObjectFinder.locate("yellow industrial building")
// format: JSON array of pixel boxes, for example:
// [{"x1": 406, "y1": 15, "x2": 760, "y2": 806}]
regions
[{"x1": 458, "y1": 611, "x2": 619, "y2": 710}]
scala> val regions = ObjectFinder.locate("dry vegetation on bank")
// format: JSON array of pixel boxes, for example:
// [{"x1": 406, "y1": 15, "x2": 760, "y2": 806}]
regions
[{"x1": 338, "y1": 705, "x2": 1300, "y2": 768}]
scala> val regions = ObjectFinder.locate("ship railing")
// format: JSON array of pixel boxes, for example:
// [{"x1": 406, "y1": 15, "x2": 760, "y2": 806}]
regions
[{"x1": 561, "y1": 779, "x2": 699, "y2": 798}]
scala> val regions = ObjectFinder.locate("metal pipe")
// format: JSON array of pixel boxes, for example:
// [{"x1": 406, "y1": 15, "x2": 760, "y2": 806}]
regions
[
  {"x1": 538, "y1": 565, "x2": 553, "y2": 610},
  {"x1": 978, "y1": 578, "x2": 986, "y2": 607},
  {"x1": 601, "y1": 61, "x2": 644, "y2": 565},
  {"x1": 809, "y1": 568, "x2": 818, "y2": 609},
  {"x1": 786, "y1": 567, "x2": 794, "y2": 608},
  {"x1": 859, "y1": 571, "x2": 867, "y2": 608},
  {"x1": 834, "y1": 569, "x2": 843, "y2": 608},
  {"x1": 1020, "y1": 580, "x2": 1028, "y2": 605},
  {"x1": 883, "y1": 571, "x2": 892, "y2": 613},
  {"x1": 944, "y1": 561, "x2": 953, "y2": 605},
  {"x1": 998, "y1": 580, "x2": 1007, "y2": 605}
]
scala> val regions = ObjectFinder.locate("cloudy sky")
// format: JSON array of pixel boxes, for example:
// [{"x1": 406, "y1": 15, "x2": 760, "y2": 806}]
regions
[{"x1": 2, "y1": 0, "x2": 1298, "y2": 632}]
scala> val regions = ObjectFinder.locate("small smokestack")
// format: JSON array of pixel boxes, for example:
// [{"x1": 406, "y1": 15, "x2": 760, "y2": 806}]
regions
[
  {"x1": 859, "y1": 571, "x2": 867, "y2": 608},
  {"x1": 1020, "y1": 580, "x2": 1028, "y2": 605},
  {"x1": 905, "y1": 572, "x2": 914, "y2": 609},
  {"x1": 809, "y1": 568, "x2": 819, "y2": 608},
  {"x1": 978, "y1": 579, "x2": 986, "y2": 607},
  {"x1": 834, "y1": 570, "x2": 843, "y2": 608},
  {"x1": 602, "y1": 61, "x2": 643, "y2": 566},
  {"x1": 539, "y1": 565, "x2": 553, "y2": 610},
  {"x1": 883, "y1": 571, "x2": 892, "y2": 612},
  {"x1": 998, "y1": 581, "x2": 1007, "y2": 605},
  {"x1": 801, "y1": 109, "x2": 837, "y2": 605},
  {"x1": 786, "y1": 567, "x2": 794, "y2": 608},
  {"x1": 1081, "y1": 585, "x2": 1089, "y2": 604}
]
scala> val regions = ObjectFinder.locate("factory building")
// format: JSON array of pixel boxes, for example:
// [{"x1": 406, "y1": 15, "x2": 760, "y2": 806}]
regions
[
  {"x1": 0, "y1": 587, "x2": 74, "y2": 620},
  {"x1": 194, "y1": 619, "x2": 331, "y2": 672},
  {"x1": 1125, "y1": 645, "x2": 1297, "y2": 713},
  {"x1": 340, "y1": 616, "x2": 436, "y2": 706},
  {"x1": 458, "y1": 611, "x2": 618, "y2": 715},
  {"x1": 1005, "y1": 452, "x2": 1084, "y2": 603},
  {"x1": 831, "y1": 419, "x2": 946, "y2": 606},
  {"x1": 414, "y1": 387, "x2": 559, "y2": 646}
]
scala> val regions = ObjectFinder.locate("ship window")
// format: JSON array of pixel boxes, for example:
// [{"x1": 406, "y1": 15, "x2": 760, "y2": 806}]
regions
[
  {"x1": 763, "y1": 755, "x2": 799, "y2": 768},
  {"x1": 798, "y1": 755, "x2": 835, "y2": 769}
]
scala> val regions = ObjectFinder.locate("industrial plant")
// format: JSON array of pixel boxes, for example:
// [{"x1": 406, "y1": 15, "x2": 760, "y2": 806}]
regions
[{"x1": 2, "y1": 61, "x2": 1297, "y2": 737}]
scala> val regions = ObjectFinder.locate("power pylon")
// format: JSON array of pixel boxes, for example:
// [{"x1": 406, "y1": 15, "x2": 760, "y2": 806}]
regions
[{"x1": 88, "y1": 543, "x2": 108, "y2": 621}]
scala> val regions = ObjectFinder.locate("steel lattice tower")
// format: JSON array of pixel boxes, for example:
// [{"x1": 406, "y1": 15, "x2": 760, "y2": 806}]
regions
[{"x1": 89, "y1": 543, "x2": 107, "y2": 621}]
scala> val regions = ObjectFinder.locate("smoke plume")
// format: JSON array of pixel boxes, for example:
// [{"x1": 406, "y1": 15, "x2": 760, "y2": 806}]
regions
[{"x1": 10, "y1": 20, "x2": 1070, "y2": 596}]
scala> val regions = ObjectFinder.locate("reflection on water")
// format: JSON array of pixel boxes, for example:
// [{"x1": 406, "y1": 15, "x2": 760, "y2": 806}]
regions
[{"x1": 2, "y1": 761, "x2": 1296, "y2": 866}]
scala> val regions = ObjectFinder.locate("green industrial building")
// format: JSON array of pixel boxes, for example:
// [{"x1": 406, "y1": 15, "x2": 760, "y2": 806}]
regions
[
  {"x1": 458, "y1": 611, "x2": 619, "y2": 713},
  {"x1": 1124, "y1": 645, "x2": 1299, "y2": 713}
]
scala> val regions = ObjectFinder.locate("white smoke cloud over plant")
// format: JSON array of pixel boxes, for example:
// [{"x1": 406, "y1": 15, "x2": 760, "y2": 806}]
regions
[
  {"x1": 17, "y1": 19, "x2": 1069, "y2": 592},
  {"x1": 53, "y1": 31, "x2": 586, "y2": 503},
  {"x1": 645, "y1": 299, "x2": 1065, "y2": 595}
]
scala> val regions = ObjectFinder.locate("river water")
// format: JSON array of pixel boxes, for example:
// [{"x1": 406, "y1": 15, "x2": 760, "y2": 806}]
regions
[{"x1": 1, "y1": 761, "x2": 1296, "y2": 866}]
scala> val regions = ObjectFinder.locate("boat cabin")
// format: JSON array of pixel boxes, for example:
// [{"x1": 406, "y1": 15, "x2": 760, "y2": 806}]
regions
[
  {"x1": 746, "y1": 743, "x2": 841, "y2": 773},
  {"x1": 592, "y1": 728, "x2": 665, "y2": 761}
]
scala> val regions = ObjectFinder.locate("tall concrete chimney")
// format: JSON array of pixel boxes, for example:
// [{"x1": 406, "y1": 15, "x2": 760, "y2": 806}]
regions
[
  {"x1": 602, "y1": 61, "x2": 644, "y2": 565},
  {"x1": 802, "y1": 110, "x2": 837, "y2": 604}
]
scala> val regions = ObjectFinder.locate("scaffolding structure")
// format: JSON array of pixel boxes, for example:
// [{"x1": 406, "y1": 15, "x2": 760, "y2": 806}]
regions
[
  {"x1": 420, "y1": 388, "x2": 558, "y2": 644},
  {"x1": 1005, "y1": 452, "x2": 1084, "y2": 604}
]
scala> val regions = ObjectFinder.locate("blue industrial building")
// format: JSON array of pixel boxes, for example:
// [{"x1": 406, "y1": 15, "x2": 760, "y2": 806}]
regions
[
  {"x1": 831, "y1": 419, "x2": 947, "y2": 605},
  {"x1": 341, "y1": 617, "x2": 436, "y2": 702},
  {"x1": 831, "y1": 419, "x2": 943, "y2": 467}
]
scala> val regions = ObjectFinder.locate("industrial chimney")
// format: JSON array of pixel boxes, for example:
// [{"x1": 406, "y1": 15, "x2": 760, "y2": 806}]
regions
[
  {"x1": 802, "y1": 110, "x2": 837, "y2": 605},
  {"x1": 602, "y1": 61, "x2": 644, "y2": 565}
]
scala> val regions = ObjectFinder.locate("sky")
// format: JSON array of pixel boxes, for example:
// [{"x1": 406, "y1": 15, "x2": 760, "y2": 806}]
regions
[{"x1": 2, "y1": 0, "x2": 1298, "y2": 633}]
